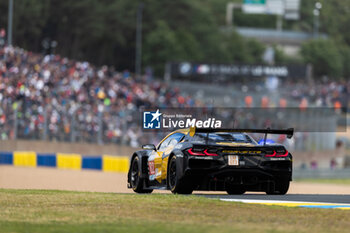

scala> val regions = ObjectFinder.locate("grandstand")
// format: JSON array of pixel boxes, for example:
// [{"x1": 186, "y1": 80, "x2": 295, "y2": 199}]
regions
[{"x1": 0, "y1": 45, "x2": 349, "y2": 152}]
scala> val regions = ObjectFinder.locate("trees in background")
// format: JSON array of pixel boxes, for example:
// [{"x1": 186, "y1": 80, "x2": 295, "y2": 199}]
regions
[
  {"x1": 0, "y1": 0, "x2": 349, "y2": 79},
  {"x1": 0, "y1": 0, "x2": 264, "y2": 75},
  {"x1": 301, "y1": 39, "x2": 343, "y2": 78}
]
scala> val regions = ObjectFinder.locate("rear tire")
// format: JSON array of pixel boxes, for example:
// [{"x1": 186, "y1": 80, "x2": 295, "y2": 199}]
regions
[
  {"x1": 168, "y1": 156, "x2": 193, "y2": 194},
  {"x1": 226, "y1": 186, "x2": 246, "y2": 195},
  {"x1": 130, "y1": 157, "x2": 153, "y2": 194},
  {"x1": 266, "y1": 179, "x2": 289, "y2": 195}
]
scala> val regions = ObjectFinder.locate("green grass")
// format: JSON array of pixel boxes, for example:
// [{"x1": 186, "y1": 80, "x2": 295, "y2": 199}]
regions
[
  {"x1": 294, "y1": 179, "x2": 350, "y2": 185},
  {"x1": 0, "y1": 189, "x2": 349, "y2": 233}
]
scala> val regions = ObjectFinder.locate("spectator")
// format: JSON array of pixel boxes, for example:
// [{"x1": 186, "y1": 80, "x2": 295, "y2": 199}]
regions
[
  {"x1": 330, "y1": 158, "x2": 337, "y2": 170},
  {"x1": 310, "y1": 160, "x2": 318, "y2": 170}
]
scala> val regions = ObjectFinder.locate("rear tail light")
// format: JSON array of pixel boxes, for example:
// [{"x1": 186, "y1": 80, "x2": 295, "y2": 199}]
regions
[
  {"x1": 187, "y1": 148, "x2": 205, "y2": 156},
  {"x1": 265, "y1": 151, "x2": 276, "y2": 157},
  {"x1": 265, "y1": 150, "x2": 289, "y2": 157},
  {"x1": 187, "y1": 148, "x2": 218, "y2": 156},
  {"x1": 276, "y1": 150, "x2": 289, "y2": 157},
  {"x1": 203, "y1": 149, "x2": 218, "y2": 156}
]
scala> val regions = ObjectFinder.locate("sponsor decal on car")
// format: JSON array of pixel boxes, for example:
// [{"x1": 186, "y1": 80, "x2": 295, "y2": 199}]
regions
[
  {"x1": 148, "y1": 161, "x2": 155, "y2": 175},
  {"x1": 222, "y1": 150, "x2": 262, "y2": 154}
]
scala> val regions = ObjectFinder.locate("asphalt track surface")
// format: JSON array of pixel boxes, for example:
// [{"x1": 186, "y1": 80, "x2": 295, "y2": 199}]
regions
[
  {"x1": 201, "y1": 194, "x2": 350, "y2": 204},
  {"x1": 1, "y1": 166, "x2": 349, "y2": 208}
]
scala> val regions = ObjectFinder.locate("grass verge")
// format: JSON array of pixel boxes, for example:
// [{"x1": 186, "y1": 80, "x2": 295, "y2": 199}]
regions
[{"x1": 0, "y1": 189, "x2": 349, "y2": 233}]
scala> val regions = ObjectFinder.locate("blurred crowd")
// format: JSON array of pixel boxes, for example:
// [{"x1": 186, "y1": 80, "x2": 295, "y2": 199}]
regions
[
  {"x1": 0, "y1": 46, "x2": 199, "y2": 145},
  {"x1": 284, "y1": 80, "x2": 349, "y2": 110},
  {"x1": 240, "y1": 80, "x2": 349, "y2": 109},
  {"x1": 0, "y1": 45, "x2": 348, "y2": 148}
]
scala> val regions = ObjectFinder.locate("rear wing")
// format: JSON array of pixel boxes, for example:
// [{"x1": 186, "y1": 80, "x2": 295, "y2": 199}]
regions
[{"x1": 189, "y1": 127, "x2": 294, "y2": 145}]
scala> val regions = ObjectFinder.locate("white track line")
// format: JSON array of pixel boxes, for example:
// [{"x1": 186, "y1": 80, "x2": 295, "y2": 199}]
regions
[{"x1": 220, "y1": 198, "x2": 350, "y2": 206}]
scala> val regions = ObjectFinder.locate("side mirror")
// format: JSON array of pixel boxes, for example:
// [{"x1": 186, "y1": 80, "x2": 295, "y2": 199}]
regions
[{"x1": 142, "y1": 144, "x2": 156, "y2": 150}]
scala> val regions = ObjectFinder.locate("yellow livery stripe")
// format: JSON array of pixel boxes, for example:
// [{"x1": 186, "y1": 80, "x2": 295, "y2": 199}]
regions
[
  {"x1": 13, "y1": 151, "x2": 37, "y2": 167},
  {"x1": 102, "y1": 155, "x2": 129, "y2": 173},
  {"x1": 56, "y1": 153, "x2": 82, "y2": 170}
]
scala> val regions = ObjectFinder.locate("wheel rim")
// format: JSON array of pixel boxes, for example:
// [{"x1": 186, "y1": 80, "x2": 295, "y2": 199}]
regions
[
  {"x1": 169, "y1": 158, "x2": 176, "y2": 188},
  {"x1": 131, "y1": 159, "x2": 139, "y2": 188}
]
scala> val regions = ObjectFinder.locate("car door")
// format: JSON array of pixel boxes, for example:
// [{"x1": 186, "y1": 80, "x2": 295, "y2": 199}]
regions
[
  {"x1": 148, "y1": 135, "x2": 172, "y2": 183},
  {"x1": 160, "y1": 133, "x2": 185, "y2": 180}
]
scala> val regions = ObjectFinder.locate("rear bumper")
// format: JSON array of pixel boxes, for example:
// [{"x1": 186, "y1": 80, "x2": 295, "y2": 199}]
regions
[{"x1": 182, "y1": 158, "x2": 292, "y2": 191}]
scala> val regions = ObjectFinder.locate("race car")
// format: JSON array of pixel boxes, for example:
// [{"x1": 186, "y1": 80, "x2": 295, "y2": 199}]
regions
[{"x1": 127, "y1": 127, "x2": 294, "y2": 195}]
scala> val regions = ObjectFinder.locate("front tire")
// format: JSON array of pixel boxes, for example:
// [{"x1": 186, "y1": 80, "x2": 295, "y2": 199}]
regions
[
  {"x1": 130, "y1": 157, "x2": 153, "y2": 193},
  {"x1": 168, "y1": 156, "x2": 193, "y2": 194}
]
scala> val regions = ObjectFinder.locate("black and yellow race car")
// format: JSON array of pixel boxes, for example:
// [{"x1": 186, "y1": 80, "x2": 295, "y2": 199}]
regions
[{"x1": 127, "y1": 127, "x2": 294, "y2": 195}]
